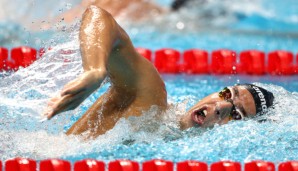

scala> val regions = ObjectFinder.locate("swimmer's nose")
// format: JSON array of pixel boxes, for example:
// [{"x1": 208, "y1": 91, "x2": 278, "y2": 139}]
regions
[{"x1": 214, "y1": 101, "x2": 233, "y2": 119}]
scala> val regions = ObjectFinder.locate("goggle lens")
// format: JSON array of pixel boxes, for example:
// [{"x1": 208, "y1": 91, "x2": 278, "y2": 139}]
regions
[
  {"x1": 219, "y1": 87, "x2": 243, "y2": 121},
  {"x1": 219, "y1": 87, "x2": 232, "y2": 100},
  {"x1": 229, "y1": 109, "x2": 242, "y2": 120}
]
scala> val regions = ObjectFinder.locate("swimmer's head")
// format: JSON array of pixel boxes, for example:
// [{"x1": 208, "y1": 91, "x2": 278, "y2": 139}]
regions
[
  {"x1": 238, "y1": 84, "x2": 274, "y2": 114},
  {"x1": 180, "y1": 84, "x2": 274, "y2": 129}
]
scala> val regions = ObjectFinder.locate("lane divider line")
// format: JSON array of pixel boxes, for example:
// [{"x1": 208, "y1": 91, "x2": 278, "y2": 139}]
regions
[
  {"x1": 2, "y1": 158, "x2": 298, "y2": 171},
  {"x1": 0, "y1": 46, "x2": 297, "y2": 75}
]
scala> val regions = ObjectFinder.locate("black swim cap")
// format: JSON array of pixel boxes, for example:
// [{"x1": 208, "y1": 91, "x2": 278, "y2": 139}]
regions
[
  {"x1": 239, "y1": 84, "x2": 274, "y2": 115},
  {"x1": 171, "y1": 0, "x2": 190, "y2": 11}
]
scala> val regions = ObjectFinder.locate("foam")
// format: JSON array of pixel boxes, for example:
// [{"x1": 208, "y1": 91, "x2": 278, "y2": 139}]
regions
[{"x1": 1, "y1": 66, "x2": 298, "y2": 162}]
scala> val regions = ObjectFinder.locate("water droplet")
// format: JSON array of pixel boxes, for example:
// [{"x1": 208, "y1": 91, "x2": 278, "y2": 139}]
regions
[
  {"x1": 65, "y1": 3, "x2": 72, "y2": 10},
  {"x1": 176, "y1": 22, "x2": 185, "y2": 30}
]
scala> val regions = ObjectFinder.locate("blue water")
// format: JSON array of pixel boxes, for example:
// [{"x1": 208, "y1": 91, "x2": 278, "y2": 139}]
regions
[
  {"x1": 1, "y1": 0, "x2": 298, "y2": 51},
  {"x1": 0, "y1": 0, "x2": 298, "y2": 164}
]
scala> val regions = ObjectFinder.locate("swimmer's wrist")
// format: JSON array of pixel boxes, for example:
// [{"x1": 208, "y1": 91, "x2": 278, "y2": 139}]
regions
[{"x1": 91, "y1": 68, "x2": 107, "y2": 75}]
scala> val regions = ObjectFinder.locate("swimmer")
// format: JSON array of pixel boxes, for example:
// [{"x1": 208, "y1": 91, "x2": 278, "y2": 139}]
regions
[
  {"x1": 56, "y1": 0, "x2": 192, "y2": 24},
  {"x1": 57, "y1": 0, "x2": 164, "y2": 24},
  {"x1": 29, "y1": 0, "x2": 163, "y2": 30},
  {"x1": 44, "y1": 5, "x2": 274, "y2": 138},
  {"x1": 28, "y1": 0, "x2": 192, "y2": 30},
  {"x1": 171, "y1": 0, "x2": 191, "y2": 11}
]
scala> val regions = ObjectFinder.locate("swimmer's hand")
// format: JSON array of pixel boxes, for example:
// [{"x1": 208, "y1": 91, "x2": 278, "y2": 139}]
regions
[{"x1": 44, "y1": 69, "x2": 107, "y2": 119}]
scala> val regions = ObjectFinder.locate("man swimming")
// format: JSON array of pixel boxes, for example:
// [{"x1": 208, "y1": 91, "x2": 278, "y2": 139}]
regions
[
  {"x1": 55, "y1": 0, "x2": 164, "y2": 25},
  {"x1": 54, "y1": 0, "x2": 191, "y2": 26},
  {"x1": 44, "y1": 5, "x2": 274, "y2": 138}
]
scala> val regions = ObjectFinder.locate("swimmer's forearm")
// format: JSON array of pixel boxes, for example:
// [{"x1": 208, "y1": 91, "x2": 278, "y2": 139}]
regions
[{"x1": 79, "y1": 5, "x2": 118, "y2": 72}]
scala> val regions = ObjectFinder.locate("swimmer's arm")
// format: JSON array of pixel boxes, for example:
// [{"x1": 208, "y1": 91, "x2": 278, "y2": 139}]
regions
[
  {"x1": 79, "y1": 5, "x2": 118, "y2": 73},
  {"x1": 45, "y1": 6, "x2": 119, "y2": 119}
]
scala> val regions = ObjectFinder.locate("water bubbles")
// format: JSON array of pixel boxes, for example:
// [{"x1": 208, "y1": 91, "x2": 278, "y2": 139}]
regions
[
  {"x1": 35, "y1": 38, "x2": 41, "y2": 45},
  {"x1": 1, "y1": 56, "x2": 298, "y2": 163},
  {"x1": 65, "y1": 3, "x2": 72, "y2": 10},
  {"x1": 176, "y1": 22, "x2": 185, "y2": 30},
  {"x1": 49, "y1": 39, "x2": 57, "y2": 46}
]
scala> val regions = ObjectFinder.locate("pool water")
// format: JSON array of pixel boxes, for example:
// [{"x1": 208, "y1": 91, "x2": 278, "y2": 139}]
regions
[{"x1": 0, "y1": 0, "x2": 298, "y2": 164}]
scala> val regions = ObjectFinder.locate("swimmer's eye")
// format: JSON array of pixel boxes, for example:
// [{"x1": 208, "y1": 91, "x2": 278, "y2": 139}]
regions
[
  {"x1": 229, "y1": 108, "x2": 243, "y2": 120},
  {"x1": 219, "y1": 87, "x2": 243, "y2": 121}
]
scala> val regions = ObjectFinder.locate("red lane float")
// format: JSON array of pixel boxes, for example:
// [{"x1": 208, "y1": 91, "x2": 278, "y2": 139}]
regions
[
  {"x1": 109, "y1": 160, "x2": 139, "y2": 171},
  {"x1": 74, "y1": 159, "x2": 105, "y2": 171},
  {"x1": 2, "y1": 47, "x2": 298, "y2": 75},
  {"x1": 211, "y1": 161, "x2": 241, "y2": 171},
  {"x1": 245, "y1": 161, "x2": 275, "y2": 171},
  {"x1": 155, "y1": 49, "x2": 180, "y2": 73},
  {"x1": 5, "y1": 158, "x2": 36, "y2": 171},
  {"x1": 279, "y1": 161, "x2": 298, "y2": 171},
  {"x1": 182, "y1": 49, "x2": 209, "y2": 74},
  {"x1": 268, "y1": 50, "x2": 294, "y2": 75},
  {"x1": 40, "y1": 159, "x2": 71, "y2": 171},
  {"x1": 136, "y1": 48, "x2": 152, "y2": 61},
  {"x1": 143, "y1": 159, "x2": 173, "y2": 171},
  {"x1": 4, "y1": 158, "x2": 298, "y2": 171},
  {"x1": 296, "y1": 53, "x2": 298, "y2": 74},
  {"x1": 211, "y1": 49, "x2": 237, "y2": 74},
  {"x1": 177, "y1": 160, "x2": 208, "y2": 171},
  {"x1": 239, "y1": 50, "x2": 265, "y2": 75},
  {"x1": 10, "y1": 46, "x2": 37, "y2": 70},
  {"x1": 0, "y1": 47, "x2": 8, "y2": 71}
]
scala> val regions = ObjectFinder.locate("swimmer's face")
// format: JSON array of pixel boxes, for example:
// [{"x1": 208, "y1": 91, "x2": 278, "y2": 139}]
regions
[{"x1": 180, "y1": 85, "x2": 257, "y2": 129}]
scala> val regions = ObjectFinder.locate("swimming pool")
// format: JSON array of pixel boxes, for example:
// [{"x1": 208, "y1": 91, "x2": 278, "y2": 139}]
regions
[{"x1": 1, "y1": 0, "x2": 298, "y2": 166}]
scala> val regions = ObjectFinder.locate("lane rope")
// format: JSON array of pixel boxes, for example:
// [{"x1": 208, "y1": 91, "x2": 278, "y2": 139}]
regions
[
  {"x1": 2, "y1": 158, "x2": 297, "y2": 171},
  {"x1": 0, "y1": 46, "x2": 297, "y2": 75}
]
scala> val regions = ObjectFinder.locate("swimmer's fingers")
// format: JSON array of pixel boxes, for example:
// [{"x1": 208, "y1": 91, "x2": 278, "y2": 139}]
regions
[
  {"x1": 43, "y1": 95, "x2": 61, "y2": 117},
  {"x1": 49, "y1": 93, "x2": 85, "y2": 118},
  {"x1": 47, "y1": 91, "x2": 87, "y2": 119},
  {"x1": 47, "y1": 96, "x2": 61, "y2": 106}
]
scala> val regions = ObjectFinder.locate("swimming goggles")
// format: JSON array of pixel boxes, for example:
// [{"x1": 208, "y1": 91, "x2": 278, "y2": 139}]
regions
[{"x1": 218, "y1": 87, "x2": 243, "y2": 120}]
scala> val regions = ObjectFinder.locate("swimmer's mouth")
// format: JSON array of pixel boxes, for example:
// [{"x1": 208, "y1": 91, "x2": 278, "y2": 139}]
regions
[{"x1": 191, "y1": 107, "x2": 207, "y2": 126}]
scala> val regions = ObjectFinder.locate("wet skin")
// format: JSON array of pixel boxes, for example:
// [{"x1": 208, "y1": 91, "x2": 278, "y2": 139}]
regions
[
  {"x1": 45, "y1": 5, "x2": 167, "y2": 138},
  {"x1": 180, "y1": 86, "x2": 257, "y2": 129},
  {"x1": 45, "y1": 5, "x2": 257, "y2": 138}
]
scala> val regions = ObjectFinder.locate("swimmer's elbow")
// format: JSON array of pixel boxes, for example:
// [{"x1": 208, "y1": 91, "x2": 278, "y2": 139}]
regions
[
  {"x1": 84, "y1": 4, "x2": 113, "y2": 20},
  {"x1": 82, "y1": 5, "x2": 117, "y2": 33},
  {"x1": 80, "y1": 4, "x2": 119, "y2": 40}
]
